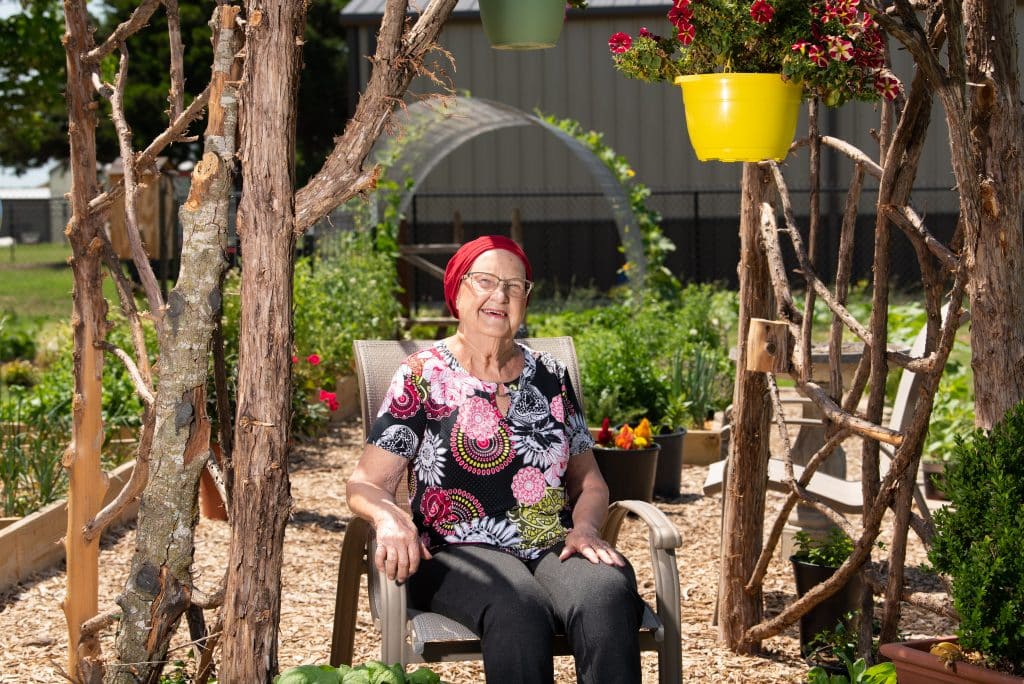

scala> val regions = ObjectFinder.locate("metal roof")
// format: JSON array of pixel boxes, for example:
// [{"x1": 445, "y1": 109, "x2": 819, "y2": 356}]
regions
[{"x1": 342, "y1": 0, "x2": 672, "y2": 21}]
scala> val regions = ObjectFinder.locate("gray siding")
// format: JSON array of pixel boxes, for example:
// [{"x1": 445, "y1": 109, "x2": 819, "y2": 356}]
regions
[{"x1": 348, "y1": 8, "x2": 1023, "y2": 223}]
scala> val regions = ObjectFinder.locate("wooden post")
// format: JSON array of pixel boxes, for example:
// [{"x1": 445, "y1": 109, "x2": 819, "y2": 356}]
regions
[
  {"x1": 746, "y1": 318, "x2": 790, "y2": 374},
  {"x1": 718, "y1": 163, "x2": 774, "y2": 653},
  {"x1": 452, "y1": 209, "x2": 463, "y2": 244},
  {"x1": 510, "y1": 207, "x2": 523, "y2": 246}
]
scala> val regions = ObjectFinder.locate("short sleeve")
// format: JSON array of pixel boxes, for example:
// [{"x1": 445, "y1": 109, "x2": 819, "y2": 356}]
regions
[
  {"x1": 366, "y1": 362, "x2": 427, "y2": 460},
  {"x1": 561, "y1": 368, "x2": 594, "y2": 456}
]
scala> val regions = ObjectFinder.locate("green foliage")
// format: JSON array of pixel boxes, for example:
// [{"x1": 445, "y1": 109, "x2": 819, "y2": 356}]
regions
[
  {"x1": 929, "y1": 399, "x2": 1024, "y2": 672},
  {"x1": 792, "y1": 528, "x2": 853, "y2": 568},
  {"x1": 0, "y1": 314, "x2": 38, "y2": 362},
  {"x1": 805, "y1": 660, "x2": 895, "y2": 684},
  {"x1": 0, "y1": 359, "x2": 40, "y2": 387},
  {"x1": 274, "y1": 662, "x2": 444, "y2": 684},
  {"x1": 530, "y1": 284, "x2": 736, "y2": 428},
  {"x1": 922, "y1": 359, "x2": 973, "y2": 463},
  {"x1": 0, "y1": 0, "x2": 68, "y2": 170},
  {"x1": 804, "y1": 616, "x2": 896, "y2": 684}
]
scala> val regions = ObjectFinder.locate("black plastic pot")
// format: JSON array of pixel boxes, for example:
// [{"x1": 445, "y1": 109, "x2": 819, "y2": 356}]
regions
[
  {"x1": 790, "y1": 557, "x2": 864, "y2": 657},
  {"x1": 653, "y1": 428, "x2": 686, "y2": 498}
]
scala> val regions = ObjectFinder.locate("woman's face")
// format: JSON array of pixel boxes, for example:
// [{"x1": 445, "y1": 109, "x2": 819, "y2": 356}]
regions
[{"x1": 455, "y1": 248, "x2": 529, "y2": 341}]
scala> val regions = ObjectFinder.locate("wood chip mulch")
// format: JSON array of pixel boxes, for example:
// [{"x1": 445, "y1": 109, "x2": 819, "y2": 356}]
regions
[{"x1": 0, "y1": 422, "x2": 955, "y2": 683}]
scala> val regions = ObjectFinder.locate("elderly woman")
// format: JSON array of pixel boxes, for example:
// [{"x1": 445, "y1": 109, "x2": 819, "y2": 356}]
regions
[{"x1": 346, "y1": 235, "x2": 644, "y2": 683}]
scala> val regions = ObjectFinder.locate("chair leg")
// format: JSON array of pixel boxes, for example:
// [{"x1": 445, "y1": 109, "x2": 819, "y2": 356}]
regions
[{"x1": 331, "y1": 517, "x2": 371, "y2": 667}]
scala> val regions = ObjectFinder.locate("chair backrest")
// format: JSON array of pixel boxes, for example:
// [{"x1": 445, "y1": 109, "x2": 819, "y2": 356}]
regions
[{"x1": 352, "y1": 336, "x2": 585, "y2": 441}]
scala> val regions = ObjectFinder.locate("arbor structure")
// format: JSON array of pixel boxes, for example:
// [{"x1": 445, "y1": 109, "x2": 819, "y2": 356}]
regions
[{"x1": 716, "y1": 0, "x2": 1024, "y2": 658}]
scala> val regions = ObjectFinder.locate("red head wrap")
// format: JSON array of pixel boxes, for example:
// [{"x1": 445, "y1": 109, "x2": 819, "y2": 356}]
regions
[{"x1": 443, "y1": 235, "x2": 532, "y2": 318}]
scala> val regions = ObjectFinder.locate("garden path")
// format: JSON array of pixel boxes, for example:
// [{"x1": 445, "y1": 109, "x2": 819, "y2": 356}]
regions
[{"x1": 0, "y1": 422, "x2": 954, "y2": 683}]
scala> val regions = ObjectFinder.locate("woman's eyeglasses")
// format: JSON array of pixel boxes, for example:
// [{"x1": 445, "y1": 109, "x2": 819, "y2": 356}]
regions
[{"x1": 462, "y1": 271, "x2": 534, "y2": 299}]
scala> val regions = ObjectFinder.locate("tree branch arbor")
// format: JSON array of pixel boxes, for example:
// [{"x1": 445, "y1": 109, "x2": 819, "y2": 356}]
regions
[
  {"x1": 718, "y1": 0, "x2": 1024, "y2": 659},
  {"x1": 60, "y1": 0, "x2": 460, "y2": 681}
]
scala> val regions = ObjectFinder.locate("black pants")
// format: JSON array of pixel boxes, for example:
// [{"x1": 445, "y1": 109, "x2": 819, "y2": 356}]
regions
[{"x1": 408, "y1": 543, "x2": 645, "y2": 684}]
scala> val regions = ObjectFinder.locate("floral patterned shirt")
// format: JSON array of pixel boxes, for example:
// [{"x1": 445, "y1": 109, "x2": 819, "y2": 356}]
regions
[{"x1": 367, "y1": 341, "x2": 594, "y2": 560}]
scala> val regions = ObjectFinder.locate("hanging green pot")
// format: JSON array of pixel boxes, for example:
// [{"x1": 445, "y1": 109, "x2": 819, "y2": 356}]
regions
[
  {"x1": 479, "y1": 0, "x2": 566, "y2": 50},
  {"x1": 674, "y1": 73, "x2": 803, "y2": 163}
]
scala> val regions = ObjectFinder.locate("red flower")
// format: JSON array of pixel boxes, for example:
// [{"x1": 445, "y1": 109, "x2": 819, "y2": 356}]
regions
[
  {"x1": 608, "y1": 31, "x2": 632, "y2": 54},
  {"x1": 676, "y1": 22, "x2": 696, "y2": 45},
  {"x1": 306, "y1": 353, "x2": 321, "y2": 366},
  {"x1": 638, "y1": 26, "x2": 659, "y2": 40},
  {"x1": 749, "y1": 0, "x2": 775, "y2": 23},
  {"x1": 596, "y1": 416, "x2": 613, "y2": 445},
  {"x1": 318, "y1": 389, "x2": 339, "y2": 412},
  {"x1": 826, "y1": 35, "x2": 854, "y2": 62},
  {"x1": 291, "y1": 355, "x2": 298, "y2": 364},
  {"x1": 874, "y1": 72, "x2": 901, "y2": 101},
  {"x1": 668, "y1": 5, "x2": 693, "y2": 26},
  {"x1": 807, "y1": 44, "x2": 828, "y2": 67}
]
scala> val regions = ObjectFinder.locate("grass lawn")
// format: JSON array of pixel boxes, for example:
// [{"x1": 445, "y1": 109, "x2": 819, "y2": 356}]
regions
[{"x1": 0, "y1": 242, "x2": 119, "y2": 321}]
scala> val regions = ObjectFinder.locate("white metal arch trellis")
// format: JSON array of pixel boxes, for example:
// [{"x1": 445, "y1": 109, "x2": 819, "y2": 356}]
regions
[{"x1": 368, "y1": 95, "x2": 648, "y2": 280}]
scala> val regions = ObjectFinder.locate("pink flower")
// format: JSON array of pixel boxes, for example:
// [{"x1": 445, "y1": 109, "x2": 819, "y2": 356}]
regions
[
  {"x1": 874, "y1": 71, "x2": 901, "y2": 101},
  {"x1": 676, "y1": 22, "x2": 695, "y2": 45},
  {"x1": 306, "y1": 353, "x2": 321, "y2": 366},
  {"x1": 608, "y1": 32, "x2": 632, "y2": 54},
  {"x1": 511, "y1": 467, "x2": 547, "y2": 505},
  {"x1": 420, "y1": 487, "x2": 453, "y2": 527},
  {"x1": 456, "y1": 396, "x2": 500, "y2": 440},
  {"x1": 550, "y1": 395, "x2": 565, "y2": 423},
  {"x1": 318, "y1": 389, "x2": 339, "y2": 412},
  {"x1": 291, "y1": 355, "x2": 298, "y2": 363},
  {"x1": 826, "y1": 35, "x2": 854, "y2": 62},
  {"x1": 749, "y1": 0, "x2": 775, "y2": 24}
]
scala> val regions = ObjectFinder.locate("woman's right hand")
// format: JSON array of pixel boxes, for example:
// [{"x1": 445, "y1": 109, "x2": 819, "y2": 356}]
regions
[
  {"x1": 372, "y1": 507, "x2": 432, "y2": 583},
  {"x1": 347, "y1": 444, "x2": 433, "y2": 584}
]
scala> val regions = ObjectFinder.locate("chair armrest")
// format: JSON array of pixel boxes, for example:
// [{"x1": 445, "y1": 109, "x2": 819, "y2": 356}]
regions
[
  {"x1": 601, "y1": 499, "x2": 682, "y2": 660},
  {"x1": 368, "y1": 535, "x2": 409, "y2": 664},
  {"x1": 601, "y1": 499, "x2": 682, "y2": 549}
]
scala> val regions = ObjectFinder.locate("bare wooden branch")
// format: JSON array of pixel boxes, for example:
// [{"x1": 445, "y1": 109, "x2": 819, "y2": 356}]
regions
[
  {"x1": 89, "y1": 86, "x2": 211, "y2": 217},
  {"x1": 882, "y1": 204, "x2": 959, "y2": 270},
  {"x1": 293, "y1": 0, "x2": 460, "y2": 231},
  {"x1": 164, "y1": 0, "x2": 186, "y2": 121},
  {"x1": 820, "y1": 136, "x2": 883, "y2": 177},
  {"x1": 98, "y1": 341, "x2": 155, "y2": 406},
  {"x1": 87, "y1": 0, "x2": 162, "y2": 62},
  {"x1": 79, "y1": 609, "x2": 121, "y2": 641},
  {"x1": 82, "y1": 405, "x2": 154, "y2": 542},
  {"x1": 107, "y1": 44, "x2": 167, "y2": 319},
  {"x1": 801, "y1": 382, "x2": 903, "y2": 446},
  {"x1": 99, "y1": 235, "x2": 153, "y2": 387}
]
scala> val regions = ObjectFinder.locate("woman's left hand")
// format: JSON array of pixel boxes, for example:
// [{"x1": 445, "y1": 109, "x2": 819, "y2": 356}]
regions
[{"x1": 560, "y1": 526, "x2": 625, "y2": 566}]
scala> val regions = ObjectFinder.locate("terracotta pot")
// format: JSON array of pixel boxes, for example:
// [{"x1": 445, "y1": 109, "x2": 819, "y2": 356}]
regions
[
  {"x1": 592, "y1": 444, "x2": 659, "y2": 503},
  {"x1": 880, "y1": 637, "x2": 1024, "y2": 683},
  {"x1": 652, "y1": 429, "x2": 685, "y2": 498}
]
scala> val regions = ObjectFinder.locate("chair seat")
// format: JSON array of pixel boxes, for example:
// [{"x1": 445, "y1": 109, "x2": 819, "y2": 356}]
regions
[{"x1": 409, "y1": 603, "x2": 664, "y2": 660}]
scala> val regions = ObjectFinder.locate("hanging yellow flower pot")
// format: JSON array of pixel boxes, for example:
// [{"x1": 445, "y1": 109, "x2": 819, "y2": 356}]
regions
[{"x1": 674, "y1": 73, "x2": 803, "y2": 163}]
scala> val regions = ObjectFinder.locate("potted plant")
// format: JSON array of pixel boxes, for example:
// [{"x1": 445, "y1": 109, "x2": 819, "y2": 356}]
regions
[
  {"x1": 592, "y1": 417, "x2": 660, "y2": 503},
  {"x1": 479, "y1": 0, "x2": 586, "y2": 51},
  {"x1": 790, "y1": 528, "x2": 864, "y2": 659},
  {"x1": 672, "y1": 343, "x2": 732, "y2": 467},
  {"x1": 607, "y1": 0, "x2": 902, "y2": 161},
  {"x1": 880, "y1": 399, "x2": 1024, "y2": 683}
]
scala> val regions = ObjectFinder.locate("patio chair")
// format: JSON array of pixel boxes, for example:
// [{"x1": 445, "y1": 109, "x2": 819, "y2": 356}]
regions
[{"x1": 330, "y1": 337, "x2": 684, "y2": 684}]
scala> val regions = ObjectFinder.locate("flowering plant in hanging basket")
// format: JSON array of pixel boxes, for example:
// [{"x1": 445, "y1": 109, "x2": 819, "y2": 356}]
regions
[
  {"x1": 608, "y1": 0, "x2": 901, "y2": 107},
  {"x1": 595, "y1": 417, "x2": 656, "y2": 450}
]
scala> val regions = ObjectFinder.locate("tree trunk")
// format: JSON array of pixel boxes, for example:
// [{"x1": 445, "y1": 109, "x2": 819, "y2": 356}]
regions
[
  {"x1": 61, "y1": 1, "x2": 107, "y2": 679},
  {"x1": 219, "y1": 0, "x2": 305, "y2": 679},
  {"x1": 963, "y1": 0, "x2": 1024, "y2": 428},
  {"x1": 717, "y1": 163, "x2": 774, "y2": 652},
  {"x1": 108, "y1": 9, "x2": 240, "y2": 681}
]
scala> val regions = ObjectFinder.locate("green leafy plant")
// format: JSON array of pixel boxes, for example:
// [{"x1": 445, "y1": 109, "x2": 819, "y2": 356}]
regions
[
  {"x1": 792, "y1": 528, "x2": 853, "y2": 568},
  {"x1": 608, "y1": 0, "x2": 901, "y2": 106},
  {"x1": 921, "y1": 359, "x2": 973, "y2": 464},
  {"x1": 275, "y1": 661, "x2": 445, "y2": 684},
  {"x1": 806, "y1": 659, "x2": 895, "y2": 684},
  {"x1": 929, "y1": 398, "x2": 1024, "y2": 673}
]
